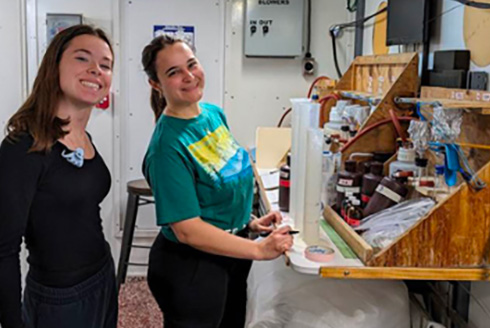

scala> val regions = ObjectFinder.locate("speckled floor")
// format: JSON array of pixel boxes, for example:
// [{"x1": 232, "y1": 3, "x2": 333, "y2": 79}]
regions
[{"x1": 118, "y1": 277, "x2": 163, "y2": 328}]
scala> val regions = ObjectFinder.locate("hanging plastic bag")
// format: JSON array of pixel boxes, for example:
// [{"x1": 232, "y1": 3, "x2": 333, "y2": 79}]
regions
[{"x1": 354, "y1": 198, "x2": 436, "y2": 249}]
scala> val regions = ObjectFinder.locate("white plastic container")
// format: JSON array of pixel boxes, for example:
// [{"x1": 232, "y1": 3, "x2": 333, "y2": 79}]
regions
[
  {"x1": 389, "y1": 147, "x2": 419, "y2": 177},
  {"x1": 324, "y1": 100, "x2": 350, "y2": 136}
]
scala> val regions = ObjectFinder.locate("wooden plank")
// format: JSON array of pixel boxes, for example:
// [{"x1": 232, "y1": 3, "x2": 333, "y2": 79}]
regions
[
  {"x1": 369, "y1": 160, "x2": 490, "y2": 268},
  {"x1": 320, "y1": 267, "x2": 490, "y2": 281},
  {"x1": 421, "y1": 86, "x2": 490, "y2": 104},
  {"x1": 341, "y1": 53, "x2": 419, "y2": 162},
  {"x1": 335, "y1": 60, "x2": 355, "y2": 91},
  {"x1": 420, "y1": 86, "x2": 490, "y2": 112},
  {"x1": 323, "y1": 206, "x2": 373, "y2": 263},
  {"x1": 353, "y1": 52, "x2": 418, "y2": 66}
]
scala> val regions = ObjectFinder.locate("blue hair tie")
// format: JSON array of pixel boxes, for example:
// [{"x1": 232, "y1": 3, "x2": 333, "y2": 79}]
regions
[{"x1": 61, "y1": 148, "x2": 84, "y2": 168}]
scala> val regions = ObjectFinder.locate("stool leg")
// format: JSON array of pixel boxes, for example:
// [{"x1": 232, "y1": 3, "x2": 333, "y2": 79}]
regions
[{"x1": 117, "y1": 192, "x2": 139, "y2": 292}]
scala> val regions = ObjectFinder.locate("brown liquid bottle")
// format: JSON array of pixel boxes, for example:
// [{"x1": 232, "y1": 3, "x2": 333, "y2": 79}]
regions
[
  {"x1": 279, "y1": 154, "x2": 291, "y2": 212},
  {"x1": 363, "y1": 176, "x2": 408, "y2": 217},
  {"x1": 361, "y1": 162, "x2": 384, "y2": 208},
  {"x1": 336, "y1": 160, "x2": 362, "y2": 213},
  {"x1": 345, "y1": 198, "x2": 363, "y2": 228}
]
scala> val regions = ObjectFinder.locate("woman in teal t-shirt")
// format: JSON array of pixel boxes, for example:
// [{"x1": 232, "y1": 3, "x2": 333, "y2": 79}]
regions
[{"x1": 141, "y1": 35, "x2": 293, "y2": 328}]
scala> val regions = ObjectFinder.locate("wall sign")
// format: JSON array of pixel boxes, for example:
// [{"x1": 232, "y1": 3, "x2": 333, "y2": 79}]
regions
[
  {"x1": 46, "y1": 13, "x2": 83, "y2": 44},
  {"x1": 153, "y1": 25, "x2": 195, "y2": 48}
]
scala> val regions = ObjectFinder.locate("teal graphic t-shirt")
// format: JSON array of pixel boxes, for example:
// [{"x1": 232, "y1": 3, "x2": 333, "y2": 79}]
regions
[{"x1": 143, "y1": 103, "x2": 254, "y2": 242}]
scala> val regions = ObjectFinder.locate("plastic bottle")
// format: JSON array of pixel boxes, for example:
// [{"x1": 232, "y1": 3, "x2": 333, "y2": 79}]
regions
[
  {"x1": 345, "y1": 198, "x2": 363, "y2": 228},
  {"x1": 336, "y1": 160, "x2": 362, "y2": 212},
  {"x1": 415, "y1": 157, "x2": 428, "y2": 187},
  {"x1": 340, "y1": 125, "x2": 350, "y2": 141},
  {"x1": 389, "y1": 147, "x2": 418, "y2": 178},
  {"x1": 363, "y1": 176, "x2": 408, "y2": 217},
  {"x1": 324, "y1": 101, "x2": 349, "y2": 136},
  {"x1": 361, "y1": 162, "x2": 384, "y2": 208},
  {"x1": 341, "y1": 192, "x2": 354, "y2": 219},
  {"x1": 434, "y1": 164, "x2": 449, "y2": 195},
  {"x1": 321, "y1": 151, "x2": 338, "y2": 208},
  {"x1": 279, "y1": 154, "x2": 291, "y2": 212},
  {"x1": 362, "y1": 161, "x2": 371, "y2": 175}
]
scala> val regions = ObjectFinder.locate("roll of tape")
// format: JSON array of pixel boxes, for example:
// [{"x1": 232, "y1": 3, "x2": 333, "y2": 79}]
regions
[{"x1": 304, "y1": 245, "x2": 335, "y2": 263}]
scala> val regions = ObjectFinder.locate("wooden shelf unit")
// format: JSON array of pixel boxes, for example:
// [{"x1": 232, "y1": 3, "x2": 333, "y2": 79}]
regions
[{"x1": 321, "y1": 53, "x2": 490, "y2": 281}]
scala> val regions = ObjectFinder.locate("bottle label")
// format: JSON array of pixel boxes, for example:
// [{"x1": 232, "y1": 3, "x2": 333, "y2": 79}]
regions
[
  {"x1": 346, "y1": 216, "x2": 361, "y2": 227},
  {"x1": 279, "y1": 179, "x2": 290, "y2": 187},
  {"x1": 338, "y1": 178, "x2": 354, "y2": 186},
  {"x1": 375, "y1": 184, "x2": 402, "y2": 203},
  {"x1": 280, "y1": 171, "x2": 290, "y2": 179},
  {"x1": 336, "y1": 186, "x2": 360, "y2": 193}
]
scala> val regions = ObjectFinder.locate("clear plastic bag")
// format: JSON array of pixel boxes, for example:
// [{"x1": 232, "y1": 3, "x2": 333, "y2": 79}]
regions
[
  {"x1": 431, "y1": 106, "x2": 463, "y2": 143},
  {"x1": 408, "y1": 120, "x2": 431, "y2": 158},
  {"x1": 354, "y1": 198, "x2": 436, "y2": 249}
]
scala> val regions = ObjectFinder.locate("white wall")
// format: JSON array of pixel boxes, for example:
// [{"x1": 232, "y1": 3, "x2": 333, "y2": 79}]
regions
[
  {"x1": 0, "y1": 0, "x2": 24, "y2": 129},
  {"x1": 363, "y1": 1, "x2": 490, "y2": 327},
  {"x1": 224, "y1": 0, "x2": 354, "y2": 147}
]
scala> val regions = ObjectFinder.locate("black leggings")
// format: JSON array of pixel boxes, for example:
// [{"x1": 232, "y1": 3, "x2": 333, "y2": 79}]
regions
[{"x1": 147, "y1": 232, "x2": 253, "y2": 328}]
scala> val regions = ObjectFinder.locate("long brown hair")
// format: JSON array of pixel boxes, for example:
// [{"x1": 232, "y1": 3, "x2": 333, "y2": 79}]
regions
[
  {"x1": 6, "y1": 24, "x2": 113, "y2": 152},
  {"x1": 141, "y1": 35, "x2": 186, "y2": 121}
]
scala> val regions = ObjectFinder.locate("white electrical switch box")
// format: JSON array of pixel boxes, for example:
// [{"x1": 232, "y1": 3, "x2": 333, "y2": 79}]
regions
[{"x1": 244, "y1": 0, "x2": 305, "y2": 57}]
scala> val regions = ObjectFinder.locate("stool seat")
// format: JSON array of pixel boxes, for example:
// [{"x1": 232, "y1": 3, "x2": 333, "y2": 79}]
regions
[{"x1": 127, "y1": 179, "x2": 153, "y2": 196}]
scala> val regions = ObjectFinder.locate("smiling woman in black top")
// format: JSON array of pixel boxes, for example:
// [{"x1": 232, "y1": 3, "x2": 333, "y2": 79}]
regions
[{"x1": 0, "y1": 25, "x2": 117, "y2": 328}]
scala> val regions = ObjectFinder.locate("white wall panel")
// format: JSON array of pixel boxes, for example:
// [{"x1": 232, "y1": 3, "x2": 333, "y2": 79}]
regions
[
  {"x1": 0, "y1": 0, "x2": 24, "y2": 131},
  {"x1": 119, "y1": 0, "x2": 225, "y2": 236},
  {"x1": 224, "y1": 0, "x2": 353, "y2": 148}
]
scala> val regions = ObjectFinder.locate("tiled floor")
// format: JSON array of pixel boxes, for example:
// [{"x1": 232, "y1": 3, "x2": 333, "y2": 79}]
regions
[{"x1": 118, "y1": 277, "x2": 163, "y2": 328}]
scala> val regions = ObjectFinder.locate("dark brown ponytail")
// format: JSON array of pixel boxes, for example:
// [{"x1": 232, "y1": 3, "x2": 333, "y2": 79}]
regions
[{"x1": 150, "y1": 89, "x2": 166, "y2": 121}]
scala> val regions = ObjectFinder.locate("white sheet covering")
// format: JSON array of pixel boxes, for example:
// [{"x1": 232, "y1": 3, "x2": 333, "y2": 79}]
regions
[{"x1": 246, "y1": 258, "x2": 410, "y2": 328}]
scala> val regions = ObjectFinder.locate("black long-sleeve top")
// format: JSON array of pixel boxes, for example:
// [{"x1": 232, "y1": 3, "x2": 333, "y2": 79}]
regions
[{"x1": 0, "y1": 134, "x2": 111, "y2": 328}]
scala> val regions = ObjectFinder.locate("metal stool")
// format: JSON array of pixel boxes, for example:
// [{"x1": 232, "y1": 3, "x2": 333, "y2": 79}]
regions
[{"x1": 116, "y1": 179, "x2": 154, "y2": 291}]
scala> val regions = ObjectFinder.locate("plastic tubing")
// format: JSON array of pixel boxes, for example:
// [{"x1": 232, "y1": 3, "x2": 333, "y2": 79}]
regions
[
  {"x1": 307, "y1": 76, "x2": 333, "y2": 98},
  {"x1": 389, "y1": 109, "x2": 408, "y2": 143},
  {"x1": 341, "y1": 117, "x2": 416, "y2": 152}
]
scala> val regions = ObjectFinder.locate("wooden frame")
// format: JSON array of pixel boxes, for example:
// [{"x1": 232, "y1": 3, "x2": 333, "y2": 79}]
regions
[{"x1": 321, "y1": 53, "x2": 490, "y2": 280}]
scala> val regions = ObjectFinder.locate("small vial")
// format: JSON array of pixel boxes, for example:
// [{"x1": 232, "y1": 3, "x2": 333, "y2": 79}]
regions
[
  {"x1": 340, "y1": 125, "x2": 350, "y2": 142},
  {"x1": 434, "y1": 164, "x2": 449, "y2": 195},
  {"x1": 346, "y1": 198, "x2": 362, "y2": 228},
  {"x1": 341, "y1": 191, "x2": 354, "y2": 219}
]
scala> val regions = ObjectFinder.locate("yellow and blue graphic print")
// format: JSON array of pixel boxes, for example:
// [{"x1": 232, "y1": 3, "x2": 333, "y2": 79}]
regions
[{"x1": 188, "y1": 125, "x2": 251, "y2": 183}]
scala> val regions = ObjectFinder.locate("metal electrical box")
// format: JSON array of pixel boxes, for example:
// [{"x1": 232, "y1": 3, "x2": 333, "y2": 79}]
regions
[{"x1": 244, "y1": 0, "x2": 305, "y2": 57}]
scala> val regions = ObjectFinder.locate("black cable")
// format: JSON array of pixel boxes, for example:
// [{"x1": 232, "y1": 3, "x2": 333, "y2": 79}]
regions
[
  {"x1": 330, "y1": 29, "x2": 343, "y2": 78},
  {"x1": 334, "y1": 6, "x2": 387, "y2": 30},
  {"x1": 306, "y1": 0, "x2": 311, "y2": 55},
  {"x1": 347, "y1": 0, "x2": 357, "y2": 12},
  {"x1": 329, "y1": 7, "x2": 387, "y2": 78},
  {"x1": 452, "y1": 0, "x2": 490, "y2": 9}
]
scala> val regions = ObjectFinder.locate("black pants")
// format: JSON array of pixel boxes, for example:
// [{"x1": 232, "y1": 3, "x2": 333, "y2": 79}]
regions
[
  {"x1": 22, "y1": 257, "x2": 118, "y2": 328},
  {"x1": 148, "y1": 232, "x2": 253, "y2": 328}
]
